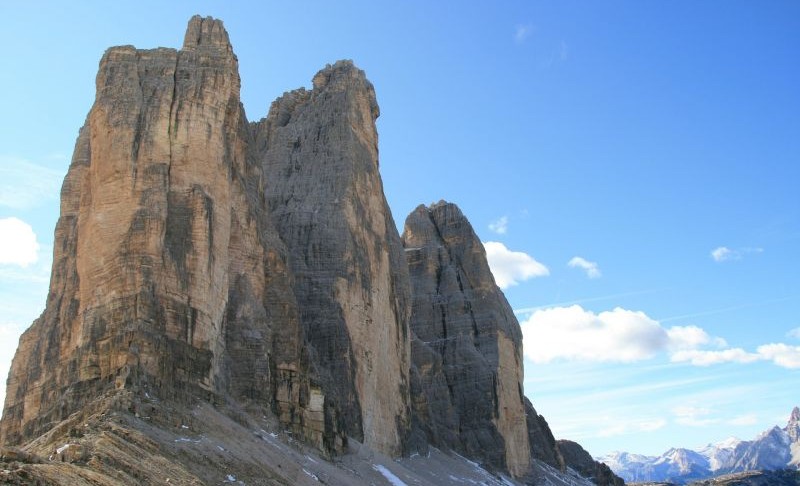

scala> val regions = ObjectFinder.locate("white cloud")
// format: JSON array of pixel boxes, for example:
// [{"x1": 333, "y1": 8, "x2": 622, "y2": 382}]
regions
[
  {"x1": 0, "y1": 217, "x2": 40, "y2": 267},
  {"x1": 488, "y1": 216, "x2": 508, "y2": 235},
  {"x1": 521, "y1": 303, "x2": 800, "y2": 371},
  {"x1": 520, "y1": 305, "x2": 743, "y2": 366},
  {"x1": 667, "y1": 325, "x2": 727, "y2": 350},
  {"x1": 514, "y1": 24, "x2": 533, "y2": 44},
  {"x1": 670, "y1": 348, "x2": 760, "y2": 366},
  {"x1": 0, "y1": 156, "x2": 64, "y2": 209},
  {"x1": 521, "y1": 305, "x2": 668, "y2": 363},
  {"x1": 567, "y1": 256, "x2": 601, "y2": 279},
  {"x1": 711, "y1": 246, "x2": 763, "y2": 263},
  {"x1": 484, "y1": 241, "x2": 549, "y2": 289},
  {"x1": 756, "y1": 343, "x2": 800, "y2": 369},
  {"x1": 787, "y1": 327, "x2": 800, "y2": 340},
  {"x1": 711, "y1": 246, "x2": 736, "y2": 262}
]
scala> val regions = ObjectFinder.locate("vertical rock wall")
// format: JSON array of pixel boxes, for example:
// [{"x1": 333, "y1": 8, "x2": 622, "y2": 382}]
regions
[
  {"x1": 254, "y1": 61, "x2": 411, "y2": 455},
  {"x1": 402, "y1": 202, "x2": 531, "y2": 477}
]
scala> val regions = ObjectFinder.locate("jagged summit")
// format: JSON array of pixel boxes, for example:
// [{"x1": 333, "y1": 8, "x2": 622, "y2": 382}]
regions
[
  {"x1": 0, "y1": 16, "x2": 622, "y2": 486},
  {"x1": 183, "y1": 15, "x2": 232, "y2": 50}
]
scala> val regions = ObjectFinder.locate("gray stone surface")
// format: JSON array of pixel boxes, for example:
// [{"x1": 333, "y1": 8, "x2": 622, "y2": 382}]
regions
[
  {"x1": 402, "y1": 201, "x2": 531, "y2": 477},
  {"x1": 254, "y1": 60, "x2": 411, "y2": 456},
  {"x1": 559, "y1": 440, "x2": 626, "y2": 486}
]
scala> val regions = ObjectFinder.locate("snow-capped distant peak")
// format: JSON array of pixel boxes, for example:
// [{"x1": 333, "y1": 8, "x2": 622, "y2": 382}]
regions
[
  {"x1": 717, "y1": 436, "x2": 743, "y2": 449},
  {"x1": 600, "y1": 406, "x2": 800, "y2": 484}
]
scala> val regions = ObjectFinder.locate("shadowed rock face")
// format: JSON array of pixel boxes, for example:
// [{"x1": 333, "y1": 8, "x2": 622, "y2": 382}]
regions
[
  {"x1": 402, "y1": 201, "x2": 531, "y2": 477},
  {"x1": 253, "y1": 60, "x2": 411, "y2": 456},
  {"x1": 524, "y1": 397, "x2": 565, "y2": 470},
  {"x1": 558, "y1": 440, "x2": 626, "y2": 486}
]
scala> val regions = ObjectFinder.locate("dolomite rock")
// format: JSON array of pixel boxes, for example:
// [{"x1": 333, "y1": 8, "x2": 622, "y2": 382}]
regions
[
  {"x1": 0, "y1": 15, "x2": 338, "y2": 452},
  {"x1": 253, "y1": 61, "x2": 411, "y2": 456},
  {"x1": 524, "y1": 397, "x2": 565, "y2": 470},
  {"x1": 1, "y1": 14, "x2": 621, "y2": 485},
  {"x1": 557, "y1": 440, "x2": 625, "y2": 486},
  {"x1": 402, "y1": 201, "x2": 531, "y2": 477}
]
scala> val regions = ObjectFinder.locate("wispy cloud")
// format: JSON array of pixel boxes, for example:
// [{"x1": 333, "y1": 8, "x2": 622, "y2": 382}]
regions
[
  {"x1": 728, "y1": 413, "x2": 758, "y2": 426},
  {"x1": 597, "y1": 418, "x2": 667, "y2": 438},
  {"x1": 514, "y1": 24, "x2": 533, "y2": 44},
  {"x1": 0, "y1": 217, "x2": 40, "y2": 267},
  {"x1": 711, "y1": 246, "x2": 763, "y2": 263},
  {"x1": 788, "y1": 327, "x2": 800, "y2": 340},
  {"x1": 0, "y1": 156, "x2": 65, "y2": 209},
  {"x1": 672, "y1": 406, "x2": 759, "y2": 428},
  {"x1": 567, "y1": 256, "x2": 601, "y2": 279},
  {"x1": 488, "y1": 216, "x2": 508, "y2": 235},
  {"x1": 673, "y1": 405, "x2": 718, "y2": 427},
  {"x1": 513, "y1": 288, "x2": 664, "y2": 316},
  {"x1": 671, "y1": 348, "x2": 760, "y2": 366},
  {"x1": 659, "y1": 295, "x2": 796, "y2": 323},
  {"x1": 671, "y1": 343, "x2": 800, "y2": 369},
  {"x1": 484, "y1": 241, "x2": 549, "y2": 289}
]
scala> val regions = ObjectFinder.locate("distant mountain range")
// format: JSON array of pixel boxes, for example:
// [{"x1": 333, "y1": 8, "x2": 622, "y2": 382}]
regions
[{"x1": 597, "y1": 406, "x2": 800, "y2": 484}]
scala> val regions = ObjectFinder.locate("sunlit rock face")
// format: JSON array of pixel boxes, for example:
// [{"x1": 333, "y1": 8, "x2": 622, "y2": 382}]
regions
[{"x1": 0, "y1": 15, "x2": 329, "y2": 451}]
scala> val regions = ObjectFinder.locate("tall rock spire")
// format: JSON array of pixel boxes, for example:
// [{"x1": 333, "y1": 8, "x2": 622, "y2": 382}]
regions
[
  {"x1": 253, "y1": 60, "x2": 411, "y2": 456},
  {"x1": 402, "y1": 201, "x2": 531, "y2": 477},
  {"x1": 0, "y1": 16, "x2": 320, "y2": 449}
]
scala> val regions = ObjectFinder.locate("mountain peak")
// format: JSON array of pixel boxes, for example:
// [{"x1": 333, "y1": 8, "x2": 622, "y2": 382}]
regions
[
  {"x1": 790, "y1": 406, "x2": 800, "y2": 424},
  {"x1": 183, "y1": 15, "x2": 231, "y2": 50}
]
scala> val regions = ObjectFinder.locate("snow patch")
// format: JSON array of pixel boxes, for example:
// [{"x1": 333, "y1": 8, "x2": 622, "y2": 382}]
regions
[
  {"x1": 174, "y1": 437, "x2": 202, "y2": 443},
  {"x1": 56, "y1": 444, "x2": 71, "y2": 454},
  {"x1": 225, "y1": 474, "x2": 236, "y2": 482},
  {"x1": 791, "y1": 442, "x2": 800, "y2": 466},
  {"x1": 372, "y1": 464, "x2": 407, "y2": 486},
  {"x1": 302, "y1": 469, "x2": 319, "y2": 481}
]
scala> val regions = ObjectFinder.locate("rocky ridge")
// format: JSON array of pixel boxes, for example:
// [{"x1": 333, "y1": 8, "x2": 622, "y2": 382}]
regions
[{"x1": 0, "y1": 15, "x2": 622, "y2": 486}]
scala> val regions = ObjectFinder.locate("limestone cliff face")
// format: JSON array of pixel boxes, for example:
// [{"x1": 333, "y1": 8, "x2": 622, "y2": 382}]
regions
[
  {"x1": 402, "y1": 201, "x2": 531, "y2": 477},
  {"x1": 0, "y1": 16, "x2": 332, "y2": 451},
  {"x1": 253, "y1": 61, "x2": 411, "y2": 455}
]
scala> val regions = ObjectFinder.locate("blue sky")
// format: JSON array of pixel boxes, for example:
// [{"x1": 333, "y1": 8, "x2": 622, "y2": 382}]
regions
[{"x1": 1, "y1": 2, "x2": 798, "y2": 458}]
